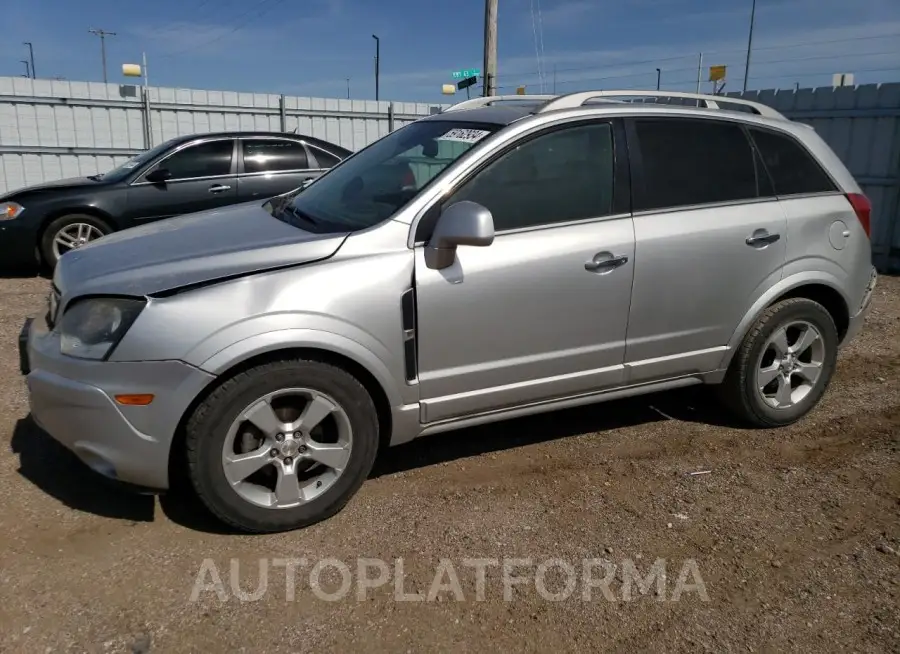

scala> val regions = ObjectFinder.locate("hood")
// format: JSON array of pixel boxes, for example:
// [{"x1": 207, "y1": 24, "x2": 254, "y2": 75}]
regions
[
  {"x1": 5, "y1": 176, "x2": 102, "y2": 198},
  {"x1": 54, "y1": 201, "x2": 349, "y2": 298}
]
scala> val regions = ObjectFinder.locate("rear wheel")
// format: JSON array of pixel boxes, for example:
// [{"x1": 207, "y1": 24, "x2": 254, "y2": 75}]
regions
[
  {"x1": 719, "y1": 298, "x2": 838, "y2": 427},
  {"x1": 40, "y1": 213, "x2": 112, "y2": 267},
  {"x1": 185, "y1": 359, "x2": 379, "y2": 533}
]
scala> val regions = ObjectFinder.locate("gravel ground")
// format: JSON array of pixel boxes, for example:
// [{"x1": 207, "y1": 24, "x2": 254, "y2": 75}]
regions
[{"x1": 0, "y1": 273, "x2": 898, "y2": 653}]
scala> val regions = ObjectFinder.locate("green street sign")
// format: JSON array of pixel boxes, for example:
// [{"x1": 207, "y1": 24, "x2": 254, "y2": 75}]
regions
[{"x1": 452, "y1": 68, "x2": 481, "y2": 80}]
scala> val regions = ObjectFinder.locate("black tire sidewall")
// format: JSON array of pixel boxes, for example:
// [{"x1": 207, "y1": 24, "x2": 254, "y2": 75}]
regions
[
  {"x1": 40, "y1": 214, "x2": 112, "y2": 267},
  {"x1": 740, "y1": 299, "x2": 838, "y2": 425},
  {"x1": 186, "y1": 360, "x2": 379, "y2": 533}
]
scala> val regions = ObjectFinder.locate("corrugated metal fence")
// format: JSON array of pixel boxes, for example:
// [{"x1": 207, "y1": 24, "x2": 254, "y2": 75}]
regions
[
  {"x1": 1, "y1": 76, "x2": 898, "y2": 272},
  {"x1": 725, "y1": 83, "x2": 900, "y2": 273},
  {"x1": 0, "y1": 76, "x2": 445, "y2": 197}
]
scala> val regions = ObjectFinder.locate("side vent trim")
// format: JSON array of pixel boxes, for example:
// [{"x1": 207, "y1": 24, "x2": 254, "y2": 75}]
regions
[{"x1": 400, "y1": 288, "x2": 418, "y2": 383}]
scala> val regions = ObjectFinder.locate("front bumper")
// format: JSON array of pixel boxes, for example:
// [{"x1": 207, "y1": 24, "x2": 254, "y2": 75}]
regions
[
  {"x1": 21, "y1": 314, "x2": 215, "y2": 490},
  {"x1": 843, "y1": 266, "x2": 877, "y2": 346},
  {"x1": 0, "y1": 219, "x2": 40, "y2": 268}
]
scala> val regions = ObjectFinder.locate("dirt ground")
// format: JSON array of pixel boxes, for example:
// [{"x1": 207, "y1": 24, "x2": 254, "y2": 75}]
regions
[{"x1": 0, "y1": 273, "x2": 897, "y2": 653}]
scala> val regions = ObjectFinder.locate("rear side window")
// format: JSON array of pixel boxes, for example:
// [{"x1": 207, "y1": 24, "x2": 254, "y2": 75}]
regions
[
  {"x1": 309, "y1": 147, "x2": 342, "y2": 169},
  {"x1": 242, "y1": 139, "x2": 309, "y2": 173},
  {"x1": 749, "y1": 128, "x2": 837, "y2": 196},
  {"x1": 632, "y1": 118, "x2": 758, "y2": 211}
]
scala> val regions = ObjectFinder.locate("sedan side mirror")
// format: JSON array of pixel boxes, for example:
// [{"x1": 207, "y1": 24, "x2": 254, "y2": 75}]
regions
[
  {"x1": 424, "y1": 200, "x2": 495, "y2": 270},
  {"x1": 145, "y1": 168, "x2": 172, "y2": 183}
]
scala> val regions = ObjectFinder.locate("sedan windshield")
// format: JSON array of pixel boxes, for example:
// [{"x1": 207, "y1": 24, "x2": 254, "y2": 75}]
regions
[
  {"x1": 268, "y1": 120, "x2": 501, "y2": 233},
  {"x1": 97, "y1": 138, "x2": 180, "y2": 182}
]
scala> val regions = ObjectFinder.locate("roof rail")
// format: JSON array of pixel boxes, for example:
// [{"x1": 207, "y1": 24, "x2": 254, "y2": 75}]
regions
[
  {"x1": 443, "y1": 94, "x2": 557, "y2": 112},
  {"x1": 537, "y1": 90, "x2": 786, "y2": 119}
]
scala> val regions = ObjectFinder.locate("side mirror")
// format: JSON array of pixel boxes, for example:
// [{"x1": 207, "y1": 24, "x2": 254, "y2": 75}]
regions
[
  {"x1": 424, "y1": 200, "x2": 495, "y2": 270},
  {"x1": 145, "y1": 168, "x2": 171, "y2": 183}
]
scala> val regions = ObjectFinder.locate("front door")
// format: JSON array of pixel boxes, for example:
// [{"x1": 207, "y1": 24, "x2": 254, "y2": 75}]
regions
[
  {"x1": 125, "y1": 138, "x2": 237, "y2": 223},
  {"x1": 237, "y1": 138, "x2": 320, "y2": 202},
  {"x1": 623, "y1": 116, "x2": 788, "y2": 383},
  {"x1": 414, "y1": 119, "x2": 635, "y2": 423}
]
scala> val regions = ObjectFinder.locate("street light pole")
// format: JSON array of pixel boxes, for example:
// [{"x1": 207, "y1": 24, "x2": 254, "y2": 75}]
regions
[
  {"x1": 346, "y1": 78, "x2": 351, "y2": 99},
  {"x1": 742, "y1": 0, "x2": 756, "y2": 92},
  {"x1": 23, "y1": 42, "x2": 35, "y2": 79},
  {"x1": 20, "y1": 60, "x2": 30, "y2": 78},
  {"x1": 371, "y1": 35, "x2": 380, "y2": 101},
  {"x1": 88, "y1": 28, "x2": 117, "y2": 84},
  {"x1": 656, "y1": 67, "x2": 661, "y2": 90}
]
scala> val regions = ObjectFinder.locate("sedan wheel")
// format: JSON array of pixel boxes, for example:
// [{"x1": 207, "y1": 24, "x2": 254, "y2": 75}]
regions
[{"x1": 40, "y1": 213, "x2": 112, "y2": 268}]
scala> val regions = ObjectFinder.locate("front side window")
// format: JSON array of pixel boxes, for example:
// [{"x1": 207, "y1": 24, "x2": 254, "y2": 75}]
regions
[
  {"x1": 270, "y1": 120, "x2": 501, "y2": 233},
  {"x1": 749, "y1": 128, "x2": 837, "y2": 196},
  {"x1": 632, "y1": 118, "x2": 758, "y2": 211},
  {"x1": 100, "y1": 138, "x2": 180, "y2": 182},
  {"x1": 242, "y1": 139, "x2": 309, "y2": 174},
  {"x1": 149, "y1": 139, "x2": 234, "y2": 180},
  {"x1": 445, "y1": 121, "x2": 616, "y2": 231}
]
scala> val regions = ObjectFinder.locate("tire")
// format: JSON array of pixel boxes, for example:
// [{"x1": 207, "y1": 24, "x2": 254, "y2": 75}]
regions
[
  {"x1": 40, "y1": 213, "x2": 112, "y2": 268},
  {"x1": 185, "y1": 359, "x2": 380, "y2": 533},
  {"x1": 718, "y1": 297, "x2": 839, "y2": 428}
]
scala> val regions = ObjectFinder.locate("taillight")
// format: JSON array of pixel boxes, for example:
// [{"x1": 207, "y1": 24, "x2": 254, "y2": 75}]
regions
[{"x1": 846, "y1": 193, "x2": 871, "y2": 238}]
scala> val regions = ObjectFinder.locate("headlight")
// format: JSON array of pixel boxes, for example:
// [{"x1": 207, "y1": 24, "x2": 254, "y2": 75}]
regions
[
  {"x1": 0, "y1": 201, "x2": 24, "y2": 220},
  {"x1": 58, "y1": 297, "x2": 145, "y2": 360}
]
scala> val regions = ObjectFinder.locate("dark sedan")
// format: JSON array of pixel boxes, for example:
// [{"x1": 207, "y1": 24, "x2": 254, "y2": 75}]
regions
[{"x1": 0, "y1": 131, "x2": 352, "y2": 268}]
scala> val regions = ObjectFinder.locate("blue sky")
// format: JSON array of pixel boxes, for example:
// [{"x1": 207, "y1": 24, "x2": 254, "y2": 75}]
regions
[{"x1": 2, "y1": 0, "x2": 899, "y2": 102}]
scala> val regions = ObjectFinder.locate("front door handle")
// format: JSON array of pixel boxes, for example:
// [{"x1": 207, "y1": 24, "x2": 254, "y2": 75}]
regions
[
  {"x1": 746, "y1": 230, "x2": 781, "y2": 247},
  {"x1": 208, "y1": 184, "x2": 232, "y2": 193},
  {"x1": 585, "y1": 253, "x2": 629, "y2": 273}
]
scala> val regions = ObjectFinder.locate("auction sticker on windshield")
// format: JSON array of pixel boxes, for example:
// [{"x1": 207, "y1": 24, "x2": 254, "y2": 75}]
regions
[{"x1": 437, "y1": 128, "x2": 492, "y2": 143}]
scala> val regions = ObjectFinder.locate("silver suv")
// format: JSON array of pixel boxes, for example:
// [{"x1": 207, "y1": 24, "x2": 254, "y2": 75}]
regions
[{"x1": 20, "y1": 90, "x2": 878, "y2": 533}]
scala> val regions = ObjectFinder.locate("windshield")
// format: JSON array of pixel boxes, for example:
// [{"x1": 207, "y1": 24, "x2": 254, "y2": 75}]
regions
[
  {"x1": 271, "y1": 120, "x2": 501, "y2": 233},
  {"x1": 97, "y1": 138, "x2": 180, "y2": 182}
]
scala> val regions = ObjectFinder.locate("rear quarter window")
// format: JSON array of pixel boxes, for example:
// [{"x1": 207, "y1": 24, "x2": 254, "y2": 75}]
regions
[{"x1": 749, "y1": 128, "x2": 838, "y2": 196}]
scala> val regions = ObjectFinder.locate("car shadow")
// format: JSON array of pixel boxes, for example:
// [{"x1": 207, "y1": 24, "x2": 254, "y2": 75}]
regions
[
  {"x1": 11, "y1": 385, "x2": 748, "y2": 534},
  {"x1": 368, "y1": 384, "x2": 745, "y2": 479},
  {"x1": 0, "y1": 263, "x2": 48, "y2": 279},
  {"x1": 10, "y1": 416, "x2": 155, "y2": 522}
]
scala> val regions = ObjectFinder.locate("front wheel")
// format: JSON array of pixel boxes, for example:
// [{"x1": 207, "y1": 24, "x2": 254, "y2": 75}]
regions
[
  {"x1": 719, "y1": 297, "x2": 839, "y2": 427},
  {"x1": 185, "y1": 359, "x2": 380, "y2": 533},
  {"x1": 40, "y1": 213, "x2": 112, "y2": 268}
]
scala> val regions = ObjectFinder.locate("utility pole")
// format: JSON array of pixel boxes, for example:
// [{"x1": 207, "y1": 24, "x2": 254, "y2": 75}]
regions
[
  {"x1": 483, "y1": 0, "x2": 498, "y2": 96},
  {"x1": 656, "y1": 67, "x2": 661, "y2": 90},
  {"x1": 88, "y1": 28, "x2": 116, "y2": 84},
  {"x1": 23, "y1": 42, "x2": 35, "y2": 78},
  {"x1": 742, "y1": 0, "x2": 756, "y2": 92},
  {"x1": 346, "y1": 78, "x2": 351, "y2": 99},
  {"x1": 371, "y1": 35, "x2": 380, "y2": 101},
  {"x1": 20, "y1": 60, "x2": 30, "y2": 78}
]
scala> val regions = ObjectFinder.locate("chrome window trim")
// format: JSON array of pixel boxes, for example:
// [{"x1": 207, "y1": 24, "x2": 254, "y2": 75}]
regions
[{"x1": 129, "y1": 136, "x2": 236, "y2": 186}]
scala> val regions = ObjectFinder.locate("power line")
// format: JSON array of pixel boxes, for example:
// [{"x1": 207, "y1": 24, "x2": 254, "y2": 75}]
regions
[
  {"x1": 499, "y1": 47, "x2": 900, "y2": 90},
  {"x1": 496, "y1": 30, "x2": 900, "y2": 82},
  {"x1": 158, "y1": 0, "x2": 289, "y2": 58}
]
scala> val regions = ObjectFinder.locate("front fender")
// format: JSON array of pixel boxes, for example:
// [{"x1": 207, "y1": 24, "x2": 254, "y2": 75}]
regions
[
  {"x1": 196, "y1": 327, "x2": 408, "y2": 408},
  {"x1": 717, "y1": 270, "x2": 851, "y2": 371}
]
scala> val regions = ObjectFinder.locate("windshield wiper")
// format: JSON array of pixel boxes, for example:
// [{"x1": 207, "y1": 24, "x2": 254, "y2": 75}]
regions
[{"x1": 279, "y1": 204, "x2": 322, "y2": 228}]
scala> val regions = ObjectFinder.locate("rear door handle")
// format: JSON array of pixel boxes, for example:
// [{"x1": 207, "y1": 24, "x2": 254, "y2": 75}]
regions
[
  {"x1": 585, "y1": 253, "x2": 629, "y2": 273},
  {"x1": 746, "y1": 230, "x2": 780, "y2": 247},
  {"x1": 208, "y1": 184, "x2": 232, "y2": 193}
]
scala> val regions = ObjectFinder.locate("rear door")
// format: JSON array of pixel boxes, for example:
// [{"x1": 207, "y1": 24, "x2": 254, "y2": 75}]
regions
[
  {"x1": 125, "y1": 138, "x2": 237, "y2": 222},
  {"x1": 237, "y1": 137, "x2": 320, "y2": 202},
  {"x1": 623, "y1": 116, "x2": 787, "y2": 383}
]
